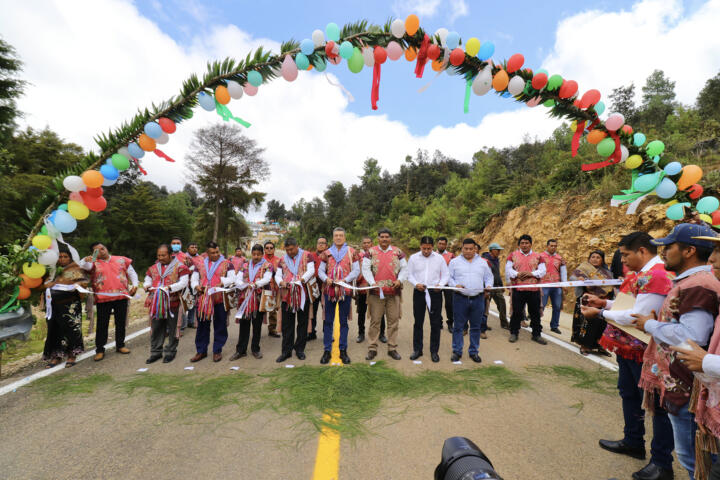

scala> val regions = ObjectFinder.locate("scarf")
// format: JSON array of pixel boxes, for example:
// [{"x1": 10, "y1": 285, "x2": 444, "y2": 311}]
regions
[
  {"x1": 283, "y1": 249, "x2": 306, "y2": 312},
  {"x1": 198, "y1": 256, "x2": 227, "y2": 321},
  {"x1": 149, "y1": 258, "x2": 178, "y2": 320},
  {"x1": 237, "y1": 259, "x2": 267, "y2": 319},
  {"x1": 329, "y1": 243, "x2": 348, "y2": 264}
]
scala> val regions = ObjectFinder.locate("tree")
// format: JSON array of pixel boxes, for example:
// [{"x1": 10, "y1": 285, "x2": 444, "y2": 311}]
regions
[
  {"x1": 186, "y1": 123, "x2": 269, "y2": 241},
  {"x1": 0, "y1": 37, "x2": 26, "y2": 146},
  {"x1": 697, "y1": 72, "x2": 720, "y2": 123},
  {"x1": 265, "y1": 199, "x2": 287, "y2": 222},
  {"x1": 609, "y1": 83, "x2": 637, "y2": 124},
  {"x1": 640, "y1": 70, "x2": 677, "y2": 129}
]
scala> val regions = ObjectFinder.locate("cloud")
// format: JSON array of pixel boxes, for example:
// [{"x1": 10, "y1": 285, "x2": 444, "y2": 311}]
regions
[{"x1": 392, "y1": 0, "x2": 469, "y2": 23}]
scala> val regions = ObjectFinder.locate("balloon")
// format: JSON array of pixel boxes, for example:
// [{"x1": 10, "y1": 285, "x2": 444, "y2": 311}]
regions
[
  {"x1": 58, "y1": 203, "x2": 68, "y2": 211},
  {"x1": 155, "y1": 132, "x2": 169, "y2": 145},
  {"x1": 138, "y1": 134, "x2": 156, "y2": 152},
  {"x1": 688, "y1": 184, "x2": 704, "y2": 200},
  {"x1": 621, "y1": 125, "x2": 633, "y2": 135},
  {"x1": 435, "y1": 28, "x2": 448, "y2": 46},
  {"x1": 300, "y1": 38, "x2": 315, "y2": 55},
  {"x1": 52, "y1": 210, "x2": 77, "y2": 233},
  {"x1": 63, "y1": 175, "x2": 85, "y2": 192},
  {"x1": 449, "y1": 48, "x2": 464, "y2": 66},
  {"x1": 82, "y1": 170, "x2": 104, "y2": 188},
  {"x1": 427, "y1": 44, "x2": 440, "y2": 61},
  {"x1": 580, "y1": 89, "x2": 601, "y2": 109},
  {"x1": 633, "y1": 133, "x2": 646, "y2": 147},
  {"x1": 325, "y1": 41, "x2": 337, "y2": 58},
  {"x1": 339, "y1": 41, "x2": 353, "y2": 59},
  {"x1": 666, "y1": 203, "x2": 689, "y2": 220},
  {"x1": 531, "y1": 72, "x2": 548, "y2": 90},
  {"x1": 477, "y1": 41, "x2": 494, "y2": 61},
  {"x1": 374, "y1": 46, "x2": 387, "y2": 64},
  {"x1": 492, "y1": 70, "x2": 509, "y2": 91},
  {"x1": 646, "y1": 140, "x2": 665, "y2": 157},
  {"x1": 38, "y1": 249, "x2": 59, "y2": 266},
  {"x1": 67, "y1": 200, "x2": 89, "y2": 220},
  {"x1": 506, "y1": 54, "x2": 524, "y2": 73},
  {"x1": 362, "y1": 47, "x2": 375, "y2": 67},
  {"x1": 110, "y1": 153, "x2": 129, "y2": 171},
  {"x1": 391, "y1": 19, "x2": 405, "y2": 38},
  {"x1": 247, "y1": 70, "x2": 262, "y2": 87},
  {"x1": 143, "y1": 121, "x2": 163, "y2": 139},
  {"x1": 226, "y1": 80, "x2": 243, "y2": 100},
  {"x1": 198, "y1": 91, "x2": 215, "y2": 111},
  {"x1": 17, "y1": 286, "x2": 31, "y2": 300},
  {"x1": 625, "y1": 155, "x2": 643, "y2": 169},
  {"x1": 507, "y1": 76, "x2": 526, "y2": 96},
  {"x1": 465, "y1": 37, "x2": 480, "y2": 56},
  {"x1": 472, "y1": 68, "x2": 492, "y2": 95},
  {"x1": 281, "y1": 55, "x2": 299, "y2": 81},
  {"x1": 243, "y1": 83, "x2": 258, "y2": 96},
  {"x1": 32, "y1": 235, "x2": 52, "y2": 250},
  {"x1": 543, "y1": 99, "x2": 555, "y2": 107},
  {"x1": 431, "y1": 58, "x2": 444, "y2": 72},
  {"x1": 526, "y1": 96, "x2": 542, "y2": 107},
  {"x1": 697, "y1": 196, "x2": 720, "y2": 214},
  {"x1": 313, "y1": 57, "x2": 327, "y2": 72},
  {"x1": 326, "y1": 23, "x2": 340, "y2": 42},
  {"x1": 85, "y1": 186, "x2": 102, "y2": 198},
  {"x1": 99, "y1": 164, "x2": 118, "y2": 181},
  {"x1": 81, "y1": 193, "x2": 107, "y2": 212},
  {"x1": 387, "y1": 41, "x2": 403, "y2": 61},
  {"x1": 295, "y1": 53, "x2": 309, "y2": 70},
  {"x1": 594, "y1": 101, "x2": 605, "y2": 116},
  {"x1": 446, "y1": 31, "x2": 460, "y2": 49},
  {"x1": 23, "y1": 262, "x2": 45, "y2": 279},
  {"x1": 310, "y1": 29, "x2": 325, "y2": 47},
  {"x1": 655, "y1": 178, "x2": 677, "y2": 199},
  {"x1": 348, "y1": 47, "x2": 364, "y2": 73},
  {"x1": 214, "y1": 85, "x2": 230, "y2": 105},
  {"x1": 558, "y1": 80, "x2": 578, "y2": 99},
  {"x1": 587, "y1": 130, "x2": 607, "y2": 145},
  {"x1": 128, "y1": 142, "x2": 144, "y2": 159},
  {"x1": 404, "y1": 47, "x2": 417, "y2": 61},
  {"x1": 634, "y1": 172, "x2": 661, "y2": 192},
  {"x1": 547, "y1": 74, "x2": 563, "y2": 90},
  {"x1": 663, "y1": 161, "x2": 682, "y2": 176},
  {"x1": 328, "y1": 55, "x2": 341, "y2": 65},
  {"x1": 605, "y1": 113, "x2": 625, "y2": 131},
  {"x1": 596, "y1": 137, "x2": 616, "y2": 157},
  {"x1": 405, "y1": 14, "x2": 419, "y2": 36},
  {"x1": 712, "y1": 210, "x2": 720, "y2": 226},
  {"x1": 620, "y1": 145, "x2": 629, "y2": 162},
  {"x1": 117, "y1": 147, "x2": 133, "y2": 161},
  {"x1": 677, "y1": 165, "x2": 703, "y2": 191},
  {"x1": 20, "y1": 274, "x2": 42, "y2": 289}
]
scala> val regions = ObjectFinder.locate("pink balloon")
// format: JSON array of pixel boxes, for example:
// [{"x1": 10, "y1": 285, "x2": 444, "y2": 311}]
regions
[
  {"x1": 328, "y1": 55, "x2": 341, "y2": 65},
  {"x1": 526, "y1": 96, "x2": 542, "y2": 108},
  {"x1": 69, "y1": 192, "x2": 83, "y2": 202},
  {"x1": 243, "y1": 83, "x2": 258, "y2": 96},
  {"x1": 386, "y1": 41, "x2": 403, "y2": 61},
  {"x1": 605, "y1": 113, "x2": 625, "y2": 131},
  {"x1": 281, "y1": 54, "x2": 298, "y2": 82}
]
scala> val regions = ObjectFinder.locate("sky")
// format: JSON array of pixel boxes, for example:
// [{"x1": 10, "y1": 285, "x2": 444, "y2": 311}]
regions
[{"x1": 2, "y1": 0, "x2": 719, "y2": 220}]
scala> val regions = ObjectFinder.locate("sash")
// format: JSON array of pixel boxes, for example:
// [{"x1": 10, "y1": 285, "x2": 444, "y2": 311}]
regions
[
  {"x1": 329, "y1": 243, "x2": 348, "y2": 264},
  {"x1": 203, "y1": 256, "x2": 226, "y2": 286},
  {"x1": 148, "y1": 259, "x2": 178, "y2": 320},
  {"x1": 283, "y1": 250, "x2": 306, "y2": 312}
]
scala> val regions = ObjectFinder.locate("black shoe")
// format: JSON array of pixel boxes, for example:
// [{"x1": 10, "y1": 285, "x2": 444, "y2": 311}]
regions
[
  {"x1": 187, "y1": 324, "x2": 196, "y2": 329},
  {"x1": 532, "y1": 335, "x2": 548, "y2": 345},
  {"x1": 252, "y1": 351, "x2": 263, "y2": 359},
  {"x1": 431, "y1": 353, "x2": 440, "y2": 363},
  {"x1": 268, "y1": 332, "x2": 281, "y2": 338},
  {"x1": 146, "y1": 354, "x2": 162, "y2": 364},
  {"x1": 307, "y1": 332, "x2": 317, "y2": 341},
  {"x1": 550, "y1": 327, "x2": 561, "y2": 334},
  {"x1": 356, "y1": 333, "x2": 365, "y2": 343},
  {"x1": 469, "y1": 354, "x2": 482, "y2": 363},
  {"x1": 296, "y1": 351, "x2": 306, "y2": 360},
  {"x1": 388, "y1": 350, "x2": 401, "y2": 360},
  {"x1": 366, "y1": 350, "x2": 377, "y2": 361},
  {"x1": 501, "y1": 324, "x2": 510, "y2": 330},
  {"x1": 162, "y1": 354, "x2": 175, "y2": 363},
  {"x1": 509, "y1": 334, "x2": 518, "y2": 343},
  {"x1": 486, "y1": 326, "x2": 492, "y2": 331},
  {"x1": 451, "y1": 352, "x2": 461, "y2": 362},
  {"x1": 340, "y1": 350, "x2": 351, "y2": 364},
  {"x1": 409, "y1": 351, "x2": 423, "y2": 360},
  {"x1": 598, "y1": 439, "x2": 646, "y2": 460},
  {"x1": 379, "y1": 335, "x2": 388, "y2": 343},
  {"x1": 320, "y1": 351, "x2": 331, "y2": 364},
  {"x1": 632, "y1": 462, "x2": 673, "y2": 480},
  {"x1": 276, "y1": 352, "x2": 291, "y2": 363},
  {"x1": 229, "y1": 351, "x2": 246, "y2": 361}
]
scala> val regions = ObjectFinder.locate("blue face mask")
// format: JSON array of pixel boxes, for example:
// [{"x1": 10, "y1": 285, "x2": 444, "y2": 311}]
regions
[{"x1": 171, "y1": 244, "x2": 182, "y2": 252}]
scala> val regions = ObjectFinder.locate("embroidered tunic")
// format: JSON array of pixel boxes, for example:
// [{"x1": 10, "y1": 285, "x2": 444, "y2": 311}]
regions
[
  {"x1": 506, "y1": 250, "x2": 545, "y2": 292},
  {"x1": 89, "y1": 256, "x2": 134, "y2": 303},
  {"x1": 319, "y1": 247, "x2": 360, "y2": 300},
  {"x1": 539, "y1": 251, "x2": 566, "y2": 283},
  {"x1": 364, "y1": 246, "x2": 406, "y2": 296}
]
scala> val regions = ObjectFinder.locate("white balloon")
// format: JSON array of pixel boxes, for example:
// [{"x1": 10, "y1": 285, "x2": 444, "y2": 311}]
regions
[
  {"x1": 156, "y1": 132, "x2": 169, "y2": 145},
  {"x1": 63, "y1": 175, "x2": 85, "y2": 192},
  {"x1": 312, "y1": 29, "x2": 325, "y2": 47},
  {"x1": 507, "y1": 76, "x2": 526, "y2": 96},
  {"x1": 362, "y1": 47, "x2": 375, "y2": 67},
  {"x1": 117, "y1": 147, "x2": 132, "y2": 160},
  {"x1": 103, "y1": 176, "x2": 118, "y2": 187},
  {"x1": 435, "y1": 28, "x2": 448, "y2": 47},
  {"x1": 227, "y1": 80, "x2": 243, "y2": 99},
  {"x1": 38, "y1": 249, "x2": 59, "y2": 266},
  {"x1": 390, "y1": 19, "x2": 405, "y2": 38},
  {"x1": 620, "y1": 145, "x2": 629, "y2": 162},
  {"x1": 472, "y1": 69, "x2": 492, "y2": 96}
]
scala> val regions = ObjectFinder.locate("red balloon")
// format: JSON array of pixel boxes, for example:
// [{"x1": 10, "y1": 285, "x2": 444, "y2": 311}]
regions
[
  {"x1": 373, "y1": 46, "x2": 387, "y2": 64},
  {"x1": 325, "y1": 41, "x2": 336, "y2": 58},
  {"x1": 580, "y1": 89, "x2": 601, "y2": 109},
  {"x1": 573, "y1": 100, "x2": 582, "y2": 108},
  {"x1": 531, "y1": 73, "x2": 547, "y2": 90},
  {"x1": 559, "y1": 80, "x2": 578, "y2": 99},
  {"x1": 158, "y1": 118, "x2": 176, "y2": 134},
  {"x1": 449, "y1": 48, "x2": 465, "y2": 66},
  {"x1": 621, "y1": 125, "x2": 633, "y2": 135},
  {"x1": 85, "y1": 186, "x2": 103, "y2": 198},
  {"x1": 506, "y1": 53, "x2": 524, "y2": 73},
  {"x1": 83, "y1": 195, "x2": 107, "y2": 212},
  {"x1": 688, "y1": 184, "x2": 704, "y2": 200},
  {"x1": 712, "y1": 210, "x2": 720, "y2": 226},
  {"x1": 427, "y1": 44, "x2": 441, "y2": 61}
]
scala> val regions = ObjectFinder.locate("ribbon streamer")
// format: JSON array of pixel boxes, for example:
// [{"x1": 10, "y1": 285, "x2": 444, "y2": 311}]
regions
[
  {"x1": 153, "y1": 149, "x2": 176, "y2": 162},
  {"x1": 571, "y1": 120, "x2": 586, "y2": 157},
  {"x1": 463, "y1": 77, "x2": 472, "y2": 114},
  {"x1": 325, "y1": 74, "x2": 355, "y2": 102},
  {"x1": 414, "y1": 34, "x2": 430, "y2": 78},
  {"x1": 214, "y1": 100, "x2": 251, "y2": 127},
  {"x1": 371, "y1": 63, "x2": 381, "y2": 110},
  {"x1": 132, "y1": 157, "x2": 148, "y2": 175}
]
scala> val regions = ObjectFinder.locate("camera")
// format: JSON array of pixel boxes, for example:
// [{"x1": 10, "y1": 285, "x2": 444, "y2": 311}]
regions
[{"x1": 435, "y1": 437, "x2": 502, "y2": 480}]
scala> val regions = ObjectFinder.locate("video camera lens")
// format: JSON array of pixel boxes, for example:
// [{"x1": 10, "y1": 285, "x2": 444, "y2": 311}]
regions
[{"x1": 434, "y1": 437, "x2": 502, "y2": 480}]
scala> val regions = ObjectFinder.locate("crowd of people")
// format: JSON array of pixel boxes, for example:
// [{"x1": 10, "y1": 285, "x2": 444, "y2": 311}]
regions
[{"x1": 39, "y1": 222, "x2": 720, "y2": 479}]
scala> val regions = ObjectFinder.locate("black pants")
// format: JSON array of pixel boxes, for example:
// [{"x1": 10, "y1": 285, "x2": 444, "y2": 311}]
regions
[
  {"x1": 237, "y1": 310, "x2": 263, "y2": 354},
  {"x1": 711, "y1": 459, "x2": 720, "y2": 480},
  {"x1": 412, "y1": 289, "x2": 442, "y2": 354},
  {"x1": 310, "y1": 297, "x2": 321, "y2": 335},
  {"x1": 357, "y1": 293, "x2": 385, "y2": 336},
  {"x1": 442, "y1": 289, "x2": 454, "y2": 328},
  {"x1": 95, "y1": 299, "x2": 128, "y2": 353},
  {"x1": 281, "y1": 302, "x2": 309, "y2": 356},
  {"x1": 509, "y1": 290, "x2": 542, "y2": 336}
]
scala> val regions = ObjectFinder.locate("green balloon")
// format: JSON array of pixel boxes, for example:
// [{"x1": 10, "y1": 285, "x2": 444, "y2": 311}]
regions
[
  {"x1": 543, "y1": 99, "x2": 555, "y2": 107},
  {"x1": 596, "y1": 137, "x2": 616, "y2": 157},
  {"x1": 646, "y1": 140, "x2": 665, "y2": 157},
  {"x1": 111, "y1": 153, "x2": 130, "y2": 171},
  {"x1": 348, "y1": 47, "x2": 364, "y2": 73},
  {"x1": 41, "y1": 225, "x2": 48, "y2": 235},
  {"x1": 547, "y1": 74, "x2": 563, "y2": 90},
  {"x1": 59, "y1": 203, "x2": 68, "y2": 211},
  {"x1": 633, "y1": 172, "x2": 660, "y2": 192}
]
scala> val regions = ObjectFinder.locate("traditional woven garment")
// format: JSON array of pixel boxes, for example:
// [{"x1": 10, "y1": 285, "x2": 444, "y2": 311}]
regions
[
  {"x1": 236, "y1": 258, "x2": 271, "y2": 320},
  {"x1": 89, "y1": 256, "x2": 133, "y2": 303},
  {"x1": 320, "y1": 244, "x2": 359, "y2": 300},
  {"x1": 144, "y1": 258, "x2": 190, "y2": 319},
  {"x1": 539, "y1": 251, "x2": 565, "y2": 283},
  {"x1": 277, "y1": 249, "x2": 312, "y2": 311},
  {"x1": 507, "y1": 250, "x2": 544, "y2": 291},
  {"x1": 367, "y1": 245, "x2": 405, "y2": 296},
  {"x1": 196, "y1": 256, "x2": 232, "y2": 322}
]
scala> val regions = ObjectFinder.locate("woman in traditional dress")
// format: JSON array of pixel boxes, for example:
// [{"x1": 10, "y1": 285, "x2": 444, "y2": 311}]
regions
[
  {"x1": 570, "y1": 250, "x2": 614, "y2": 355},
  {"x1": 42, "y1": 245, "x2": 89, "y2": 368}
]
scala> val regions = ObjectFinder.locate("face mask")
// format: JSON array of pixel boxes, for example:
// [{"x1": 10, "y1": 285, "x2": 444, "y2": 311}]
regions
[{"x1": 171, "y1": 244, "x2": 182, "y2": 252}]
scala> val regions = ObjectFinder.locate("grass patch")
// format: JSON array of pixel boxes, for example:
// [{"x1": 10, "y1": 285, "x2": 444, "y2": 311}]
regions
[
  {"x1": 527, "y1": 365, "x2": 616, "y2": 395},
  {"x1": 31, "y1": 373, "x2": 114, "y2": 406}
]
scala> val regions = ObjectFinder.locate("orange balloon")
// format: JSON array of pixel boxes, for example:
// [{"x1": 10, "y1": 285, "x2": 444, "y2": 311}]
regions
[
  {"x1": 20, "y1": 274, "x2": 42, "y2": 289},
  {"x1": 492, "y1": 70, "x2": 509, "y2": 91},
  {"x1": 405, "y1": 14, "x2": 419, "y2": 36},
  {"x1": 677, "y1": 165, "x2": 703, "y2": 191},
  {"x1": 18, "y1": 286, "x2": 31, "y2": 300},
  {"x1": 404, "y1": 47, "x2": 417, "y2": 61},
  {"x1": 215, "y1": 85, "x2": 230, "y2": 105},
  {"x1": 586, "y1": 130, "x2": 607, "y2": 145},
  {"x1": 81, "y1": 170, "x2": 104, "y2": 188},
  {"x1": 431, "y1": 58, "x2": 444, "y2": 72},
  {"x1": 138, "y1": 133, "x2": 156, "y2": 152}
]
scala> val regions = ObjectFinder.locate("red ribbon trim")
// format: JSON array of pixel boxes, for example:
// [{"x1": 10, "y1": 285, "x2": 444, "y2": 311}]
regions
[
  {"x1": 153, "y1": 149, "x2": 176, "y2": 162},
  {"x1": 371, "y1": 63, "x2": 381, "y2": 110},
  {"x1": 582, "y1": 130, "x2": 622, "y2": 171},
  {"x1": 571, "y1": 120, "x2": 585, "y2": 157},
  {"x1": 414, "y1": 34, "x2": 430, "y2": 79},
  {"x1": 132, "y1": 157, "x2": 148, "y2": 175}
]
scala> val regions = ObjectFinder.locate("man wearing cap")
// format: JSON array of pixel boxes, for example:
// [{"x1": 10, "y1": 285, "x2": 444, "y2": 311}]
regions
[
  {"x1": 481, "y1": 243, "x2": 508, "y2": 332},
  {"x1": 539, "y1": 239, "x2": 567, "y2": 335},
  {"x1": 632, "y1": 224, "x2": 720, "y2": 478}
]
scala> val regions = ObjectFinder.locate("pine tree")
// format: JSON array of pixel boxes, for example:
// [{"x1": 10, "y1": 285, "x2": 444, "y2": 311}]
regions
[{"x1": 640, "y1": 70, "x2": 677, "y2": 129}]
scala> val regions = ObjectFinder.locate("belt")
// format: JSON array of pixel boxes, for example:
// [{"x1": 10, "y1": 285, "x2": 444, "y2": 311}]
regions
[{"x1": 455, "y1": 291, "x2": 481, "y2": 299}]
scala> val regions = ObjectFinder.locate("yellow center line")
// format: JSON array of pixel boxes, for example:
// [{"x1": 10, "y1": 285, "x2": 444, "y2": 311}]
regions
[{"x1": 312, "y1": 303, "x2": 342, "y2": 480}]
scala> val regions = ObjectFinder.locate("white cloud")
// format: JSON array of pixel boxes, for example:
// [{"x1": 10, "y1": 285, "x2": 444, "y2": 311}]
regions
[{"x1": 392, "y1": 0, "x2": 469, "y2": 23}]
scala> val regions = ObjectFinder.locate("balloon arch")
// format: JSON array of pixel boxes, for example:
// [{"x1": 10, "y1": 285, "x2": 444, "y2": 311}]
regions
[{"x1": 13, "y1": 16, "x2": 717, "y2": 300}]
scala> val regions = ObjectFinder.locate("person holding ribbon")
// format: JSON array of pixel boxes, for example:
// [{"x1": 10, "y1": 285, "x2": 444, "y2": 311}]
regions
[
  {"x1": 505, "y1": 234, "x2": 547, "y2": 345},
  {"x1": 570, "y1": 250, "x2": 614, "y2": 356},
  {"x1": 263, "y1": 241, "x2": 282, "y2": 338},
  {"x1": 142, "y1": 244, "x2": 190, "y2": 364},
  {"x1": 308, "y1": 235, "x2": 328, "y2": 341},
  {"x1": 190, "y1": 241, "x2": 235, "y2": 363},
  {"x1": 436, "y1": 236, "x2": 455, "y2": 332},
  {"x1": 274, "y1": 237, "x2": 315, "y2": 363},
  {"x1": 182, "y1": 242, "x2": 203, "y2": 330},
  {"x1": 231, "y1": 244, "x2": 273, "y2": 361},
  {"x1": 170, "y1": 237, "x2": 196, "y2": 334},
  {"x1": 356, "y1": 235, "x2": 386, "y2": 344},
  {"x1": 41, "y1": 243, "x2": 89, "y2": 368},
  {"x1": 80, "y1": 242, "x2": 138, "y2": 362}
]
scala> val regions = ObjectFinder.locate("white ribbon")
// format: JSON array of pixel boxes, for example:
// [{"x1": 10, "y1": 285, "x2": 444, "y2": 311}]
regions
[{"x1": 236, "y1": 285, "x2": 256, "y2": 320}]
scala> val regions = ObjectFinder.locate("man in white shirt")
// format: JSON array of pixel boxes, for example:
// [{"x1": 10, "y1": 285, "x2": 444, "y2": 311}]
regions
[
  {"x1": 448, "y1": 238, "x2": 494, "y2": 363},
  {"x1": 407, "y1": 236, "x2": 450, "y2": 363}
]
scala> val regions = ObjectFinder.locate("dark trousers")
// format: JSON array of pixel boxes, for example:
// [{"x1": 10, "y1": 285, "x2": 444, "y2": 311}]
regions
[
  {"x1": 281, "y1": 302, "x2": 309, "y2": 356},
  {"x1": 482, "y1": 290, "x2": 508, "y2": 329},
  {"x1": 452, "y1": 293, "x2": 484, "y2": 356},
  {"x1": 510, "y1": 290, "x2": 542, "y2": 336},
  {"x1": 310, "y1": 297, "x2": 321, "y2": 335},
  {"x1": 323, "y1": 296, "x2": 351, "y2": 351},
  {"x1": 236, "y1": 309, "x2": 262, "y2": 354},
  {"x1": 617, "y1": 356, "x2": 674, "y2": 470},
  {"x1": 711, "y1": 459, "x2": 720, "y2": 480},
  {"x1": 357, "y1": 293, "x2": 385, "y2": 336},
  {"x1": 95, "y1": 299, "x2": 128, "y2": 353},
  {"x1": 150, "y1": 305, "x2": 180, "y2": 356},
  {"x1": 442, "y1": 289, "x2": 454, "y2": 328},
  {"x1": 412, "y1": 289, "x2": 443, "y2": 354},
  {"x1": 195, "y1": 303, "x2": 228, "y2": 354}
]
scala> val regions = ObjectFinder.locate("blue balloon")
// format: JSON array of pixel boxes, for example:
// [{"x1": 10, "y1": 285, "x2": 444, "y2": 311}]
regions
[
  {"x1": 326, "y1": 23, "x2": 340, "y2": 42},
  {"x1": 634, "y1": 172, "x2": 660, "y2": 192},
  {"x1": 247, "y1": 71, "x2": 263, "y2": 87},
  {"x1": 29, "y1": 246, "x2": 39, "y2": 252},
  {"x1": 106, "y1": 158, "x2": 113, "y2": 166},
  {"x1": 128, "y1": 142, "x2": 144, "y2": 159},
  {"x1": 655, "y1": 178, "x2": 677, "y2": 199},
  {"x1": 339, "y1": 41, "x2": 353, "y2": 59},
  {"x1": 633, "y1": 132, "x2": 646, "y2": 147},
  {"x1": 664, "y1": 161, "x2": 682, "y2": 176},
  {"x1": 594, "y1": 101, "x2": 605, "y2": 116},
  {"x1": 53, "y1": 210, "x2": 77, "y2": 234},
  {"x1": 144, "y1": 121, "x2": 163, "y2": 139},
  {"x1": 49, "y1": 210, "x2": 58, "y2": 223},
  {"x1": 300, "y1": 39, "x2": 315, "y2": 55},
  {"x1": 697, "y1": 196, "x2": 720, "y2": 214},
  {"x1": 666, "y1": 202, "x2": 689, "y2": 220},
  {"x1": 446, "y1": 31, "x2": 460, "y2": 49},
  {"x1": 198, "y1": 91, "x2": 215, "y2": 111},
  {"x1": 477, "y1": 41, "x2": 495, "y2": 61},
  {"x1": 100, "y1": 164, "x2": 119, "y2": 181},
  {"x1": 295, "y1": 53, "x2": 309, "y2": 70}
]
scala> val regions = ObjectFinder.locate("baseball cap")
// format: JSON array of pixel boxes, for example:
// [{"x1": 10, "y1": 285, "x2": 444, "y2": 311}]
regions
[
  {"x1": 651, "y1": 223, "x2": 717, "y2": 250},
  {"x1": 488, "y1": 242, "x2": 503, "y2": 250}
]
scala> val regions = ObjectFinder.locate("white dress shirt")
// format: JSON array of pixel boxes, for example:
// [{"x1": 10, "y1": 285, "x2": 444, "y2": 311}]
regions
[
  {"x1": 142, "y1": 262, "x2": 189, "y2": 293},
  {"x1": 361, "y1": 246, "x2": 408, "y2": 285},
  {"x1": 275, "y1": 256, "x2": 316, "y2": 284},
  {"x1": 407, "y1": 251, "x2": 449, "y2": 288},
  {"x1": 505, "y1": 250, "x2": 547, "y2": 280},
  {"x1": 235, "y1": 261, "x2": 273, "y2": 289},
  {"x1": 79, "y1": 257, "x2": 139, "y2": 287},
  {"x1": 602, "y1": 255, "x2": 666, "y2": 325},
  {"x1": 448, "y1": 254, "x2": 495, "y2": 296}
]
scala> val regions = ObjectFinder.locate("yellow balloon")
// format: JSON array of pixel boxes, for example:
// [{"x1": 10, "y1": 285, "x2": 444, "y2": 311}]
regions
[
  {"x1": 68, "y1": 200, "x2": 90, "y2": 220},
  {"x1": 665, "y1": 200, "x2": 678, "y2": 206},
  {"x1": 625, "y1": 155, "x2": 642, "y2": 169},
  {"x1": 465, "y1": 37, "x2": 481, "y2": 57},
  {"x1": 699, "y1": 214, "x2": 713, "y2": 223},
  {"x1": 23, "y1": 262, "x2": 46, "y2": 279},
  {"x1": 31, "y1": 235, "x2": 52, "y2": 250}
]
